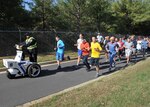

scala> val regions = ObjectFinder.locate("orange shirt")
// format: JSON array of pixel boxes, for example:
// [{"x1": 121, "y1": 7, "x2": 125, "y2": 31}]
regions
[{"x1": 80, "y1": 42, "x2": 90, "y2": 56}]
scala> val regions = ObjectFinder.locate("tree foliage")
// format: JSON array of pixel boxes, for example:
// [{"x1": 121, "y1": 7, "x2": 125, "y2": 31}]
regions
[
  {"x1": 0, "y1": 0, "x2": 31, "y2": 29},
  {"x1": 0, "y1": 0, "x2": 150, "y2": 35},
  {"x1": 111, "y1": 0, "x2": 150, "y2": 34}
]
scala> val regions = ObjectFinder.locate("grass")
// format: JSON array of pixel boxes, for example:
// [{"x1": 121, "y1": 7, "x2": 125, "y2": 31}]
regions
[
  {"x1": 0, "y1": 51, "x2": 77, "y2": 68},
  {"x1": 30, "y1": 58, "x2": 150, "y2": 107}
]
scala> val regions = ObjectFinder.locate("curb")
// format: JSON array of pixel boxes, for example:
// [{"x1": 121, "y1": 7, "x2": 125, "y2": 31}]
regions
[
  {"x1": 39, "y1": 57, "x2": 77, "y2": 65},
  {"x1": 0, "y1": 67, "x2": 6, "y2": 72}
]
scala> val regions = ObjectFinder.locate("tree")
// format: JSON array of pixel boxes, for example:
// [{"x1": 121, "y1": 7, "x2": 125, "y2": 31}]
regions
[
  {"x1": 131, "y1": 0, "x2": 150, "y2": 34},
  {"x1": 30, "y1": 0, "x2": 57, "y2": 30},
  {"x1": 87, "y1": 0, "x2": 111, "y2": 33},
  {"x1": 111, "y1": 0, "x2": 150, "y2": 34},
  {"x1": 58, "y1": 0, "x2": 88, "y2": 33},
  {"x1": 0, "y1": 0, "x2": 30, "y2": 30}
]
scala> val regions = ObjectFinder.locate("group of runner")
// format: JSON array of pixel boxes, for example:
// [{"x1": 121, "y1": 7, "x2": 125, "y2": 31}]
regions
[{"x1": 55, "y1": 33, "x2": 150, "y2": 78}]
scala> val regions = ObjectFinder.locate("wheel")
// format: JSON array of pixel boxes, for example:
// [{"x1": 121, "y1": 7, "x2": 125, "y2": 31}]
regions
[
  {"x1": 27, "y1": 64, "x2": 41, "y2": 78},
  {"x1": 7, "y1": 71, "x2": 15, "y2": 79}
]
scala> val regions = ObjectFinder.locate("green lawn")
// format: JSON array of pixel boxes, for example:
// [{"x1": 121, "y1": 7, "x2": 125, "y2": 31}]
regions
[
  {"x1": 0, "y1": 51, "x2": 77, "y2": 68},
  {"x1": 30, "y1": 58, "x2": 150, "y2": 107}
]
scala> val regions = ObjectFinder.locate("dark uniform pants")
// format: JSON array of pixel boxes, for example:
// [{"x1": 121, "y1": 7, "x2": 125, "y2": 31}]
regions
[{"x1": 28, "y1": 48, "x2": 37, "y2": 62}]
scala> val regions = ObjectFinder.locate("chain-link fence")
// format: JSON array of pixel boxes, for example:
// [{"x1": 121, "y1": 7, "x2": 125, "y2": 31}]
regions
[
  {"x1": 0, "y1": 31, "x2": 99, "y2": 56},
  {"x1": 0, "y1": 29, "x2": 138, "y2": 57}
]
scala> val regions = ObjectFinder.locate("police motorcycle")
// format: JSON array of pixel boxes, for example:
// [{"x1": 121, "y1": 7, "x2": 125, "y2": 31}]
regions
[{"x1": 3, "y1": 44, "x2": 41, "y2": 79}]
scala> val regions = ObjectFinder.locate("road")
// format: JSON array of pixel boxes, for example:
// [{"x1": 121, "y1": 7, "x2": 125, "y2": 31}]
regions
[{"x1": 0, "y1": 54, "x2": 148, "y2": 107}]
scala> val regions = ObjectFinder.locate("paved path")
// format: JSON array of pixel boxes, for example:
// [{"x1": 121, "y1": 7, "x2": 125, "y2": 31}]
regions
[{"x1": 0, "y1": 54, "x2": 148, "y2": 107}]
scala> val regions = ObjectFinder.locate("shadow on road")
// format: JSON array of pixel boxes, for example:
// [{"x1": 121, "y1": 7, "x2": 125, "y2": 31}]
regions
[
  {"x1": 38, "y1": 54, "x2": 148, "y2": 78},
  {"x1": 39, "y1": 65, "x2": 83, "y2": 77},
  {"x1": 102, "y1": 55, "x2": 147, "y2": 76}
]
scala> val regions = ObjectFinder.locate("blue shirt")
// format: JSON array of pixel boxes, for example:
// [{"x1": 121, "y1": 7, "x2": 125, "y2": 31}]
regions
[
  {"x1": 57, "y1": 40, "x2": 65, "y2": 54},
  {"x1": 122, "y1": 40, "x2": 126, "y2": 44},
  {"x1": 141, "y1": 40, "x2": 148, "y2": 49},
  {"x1": 132, "y1": 39, "x2": 137, "y2": 48},
  {"x1": 106, "y1": 42, "x2": 117, "y2": 54}
]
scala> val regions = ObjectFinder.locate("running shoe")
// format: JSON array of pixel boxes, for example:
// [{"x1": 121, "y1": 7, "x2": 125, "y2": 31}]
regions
[
  {"x1": 86, "y1": 68, "x2": 91, "y2": 72},
  {"x1": 112, "y1": 62, "x2": 116, "y2": 68},
  {"x1": 95, "y1": 73, "x2": 100, "y2": 78},
  {"x1": 125, "y1": 63, "x2": 128, "y2": 67},
  {"x1": 109, "y1": 67, "x2": 111, "y2": 72},
  {"x1": 57, "y1": 65, "x2": 61, "y2": 70},
  {"x1": 67, "y1": 56, "x2": 71, "y2": 60}
]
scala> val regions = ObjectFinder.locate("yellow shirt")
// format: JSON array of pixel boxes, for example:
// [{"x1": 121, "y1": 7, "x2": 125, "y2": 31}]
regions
[{"x1": 91, "y1": 42, "x2": 102, "y2": 58}]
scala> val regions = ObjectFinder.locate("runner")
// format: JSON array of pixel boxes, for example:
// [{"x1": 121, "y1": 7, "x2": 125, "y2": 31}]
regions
[
  {"x1": 54, "y1": 36, "x2": 65, "y2": 70},
  {"x1": 97, "y1": 33, "x2": 104, "y2": 49},
  {"x1": 90, "y1": 37, "x2": 102, "y2": 77},
  {"x1": 136, "y1": 36, "x2": 142, "y2": 53},
  {"x1": 148, "y1": 37, "x2": 150, "y2": 52},
  {"x1": 103, "y1": 36, "x2": 110, "y2": 62},
  {"x1": 115, "y1": 37, "x2": 119, "y2": 61},
  {"x1": 141, "y1": 37, "x2": 148, "y2": 57},
  {"x1": 80, "y1": 39, "x2": 91, "y2": 71},
  {"x1": 105, "y1": 37, "x2": 118, "y2": 71},
  {"x1": 146, "y1": 37, "x2": 150, "y2": 54},
  {"x1": 131, "y1": 35, "x2": 137, "y2": 62},
  {"x1": 122, "y1": 36, "x2": 126, "y2": 55},
  {"x1": 124, "y1": 38, "x2": 134, "y2": 66},
  {"x1": 122, "y1": 36, "x2": 126, "y2": 44},
  {"x1": 118, "y1": 38, "x2": 124, "y2": 60},
  {"x1": 74, "y1": 34, "x2": 84, "y2": 67}
]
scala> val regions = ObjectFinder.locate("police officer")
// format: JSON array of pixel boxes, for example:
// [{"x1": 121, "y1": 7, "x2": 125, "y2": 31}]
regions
[{"x1": 25, "y1": 34, "x2": 38, "y2": 62}]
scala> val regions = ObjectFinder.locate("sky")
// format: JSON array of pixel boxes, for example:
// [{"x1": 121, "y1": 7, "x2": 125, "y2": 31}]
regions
[
  {"x1": 22, "y1": 0, "x2": 33, "y2": 11},
  {"x1": 22, "y1": 0, "x2": 58, "y2": 11}
]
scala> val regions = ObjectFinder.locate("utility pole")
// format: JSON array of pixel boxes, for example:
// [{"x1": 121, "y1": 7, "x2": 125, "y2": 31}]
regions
[{"x1": 42, "y1": 0, "x2": 45, "y2": 31}]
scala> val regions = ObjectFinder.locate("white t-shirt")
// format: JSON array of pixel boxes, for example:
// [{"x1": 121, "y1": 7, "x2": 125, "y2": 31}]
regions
[
  {"x1": 137, "y1": 40, "x2": 142, "y2": 50},
  {"x1": 77, "y1": 38, "x2": 83, "y2": 50},
  {"x1": 97, "y1": 35, "x2": 104, "y2": 43}
]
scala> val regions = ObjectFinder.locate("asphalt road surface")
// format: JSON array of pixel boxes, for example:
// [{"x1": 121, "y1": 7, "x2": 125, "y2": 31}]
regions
[{"x1": 0, "y1": 54, "x2": 149, "y2": 107}]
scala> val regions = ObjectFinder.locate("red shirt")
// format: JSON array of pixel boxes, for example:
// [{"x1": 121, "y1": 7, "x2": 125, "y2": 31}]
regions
[
  {"x1": 80, "y1": 42, "x2": 90, "y2": 56},
  {"x1": 118, "y1": 41, "x2": 124, "y2": 50}
]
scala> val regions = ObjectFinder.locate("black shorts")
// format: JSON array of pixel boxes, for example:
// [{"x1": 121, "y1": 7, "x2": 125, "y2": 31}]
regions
[
  {"x1": 90, "y1": 58, "x2": 100, "y2": 66},
  {"x1": 118, "y1": 50, "x2": 123, "y2": 56}
]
